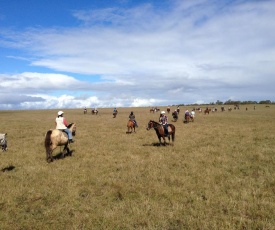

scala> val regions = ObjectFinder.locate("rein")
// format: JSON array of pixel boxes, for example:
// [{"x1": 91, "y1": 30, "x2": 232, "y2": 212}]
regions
[{"x1": 149, "y1": 121, "x2": 161, "y2": 129}]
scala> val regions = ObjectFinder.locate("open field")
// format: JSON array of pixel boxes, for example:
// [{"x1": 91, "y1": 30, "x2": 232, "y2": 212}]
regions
[{"x1": 1, "y1": 105, "x2": 275, "y2": 229}]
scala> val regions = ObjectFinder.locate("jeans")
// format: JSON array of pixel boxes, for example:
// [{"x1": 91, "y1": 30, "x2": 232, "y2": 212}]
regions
[{"x1": 64, "y1": 129, "x2": 73, "y2": 139}]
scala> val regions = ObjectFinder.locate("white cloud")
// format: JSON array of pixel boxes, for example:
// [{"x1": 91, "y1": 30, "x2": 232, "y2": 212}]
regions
[{"x1": 0, "y1": 0, "x2": 275, "y2": 109}]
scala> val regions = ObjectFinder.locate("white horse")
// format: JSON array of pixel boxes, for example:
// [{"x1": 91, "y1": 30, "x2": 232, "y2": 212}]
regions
[{"x1": 0, "y1": 133, "x2": 7, "y2": 151}]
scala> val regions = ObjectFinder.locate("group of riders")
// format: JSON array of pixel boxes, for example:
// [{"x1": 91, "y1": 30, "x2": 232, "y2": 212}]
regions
[
  {"x1": 171, "y1": 109, "x2": 195, "y2": 122},
  {"x1": 56, "y1": 106, "x2": 196, "y2": 144}
]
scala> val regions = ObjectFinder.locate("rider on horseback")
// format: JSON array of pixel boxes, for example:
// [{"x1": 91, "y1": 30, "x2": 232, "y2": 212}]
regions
[
  {"x1": 55, "y1": 111, "x2": 74, "y2": 143},
  {"x1": 129, "y1": 111, "x2": 138, "y2": 127},
  {"x1": 172, "y1": 109, "x2": 178, "y2": 120},
  {"x1": 159, "y1": 111, "x2": 168, "y2": 136},
  {"x1": 184, "y1": 109, "x2": 190, "y2": 121}
]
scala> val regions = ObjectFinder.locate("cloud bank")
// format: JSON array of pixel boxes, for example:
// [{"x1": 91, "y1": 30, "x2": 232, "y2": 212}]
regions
[{"x1": 0, "y1": 0, "x2": 274, "y2": 110}]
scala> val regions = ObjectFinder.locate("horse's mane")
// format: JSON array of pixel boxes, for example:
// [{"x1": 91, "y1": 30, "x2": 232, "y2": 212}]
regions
[
  {"x1": 149, "y1": 120, "x2": 161, "y2": 126},
  {"x1": 67, "y1": 123, "x2": 74, "y2": 129}
]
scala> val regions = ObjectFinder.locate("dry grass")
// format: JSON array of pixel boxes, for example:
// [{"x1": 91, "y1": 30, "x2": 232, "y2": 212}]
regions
[{"x1": 0, "y1": 105, "x2": 275, "y2": 229}]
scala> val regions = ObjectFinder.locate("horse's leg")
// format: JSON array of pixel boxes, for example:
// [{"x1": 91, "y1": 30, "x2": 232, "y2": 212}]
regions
[
  {"x1": 62, "y1": 145, "x2": 68, "y2": 158},
  {"x1": 46, "y1": 149, "x2": 53, "y2": 163},
  {"x1": 67, "y1": 146, "x2": 71, "y2": 156},
  {"x1": 158, "y1": 135, "x2": 162, "y2": 146},
  {"x1": 162, "y1": 136, "x2": 166, "y2": 146}
]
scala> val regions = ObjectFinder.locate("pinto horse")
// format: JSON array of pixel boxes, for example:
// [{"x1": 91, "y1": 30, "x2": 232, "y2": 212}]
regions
[
  {"x1": 146, "y1": 120, "x2": 175, "y2": 146},
  {"x1": 91, "y1": 109, "x2": 98, "y2": 115},
  {"x1": 44, "y1": 123, "x2": 76, "y2": 163},
  {"x1": 126, "y1": 120, "x2": 136, "y2": 134}
]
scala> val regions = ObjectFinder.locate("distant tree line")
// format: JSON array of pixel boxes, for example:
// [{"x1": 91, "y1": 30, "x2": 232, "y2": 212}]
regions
[
  {"x1": 212, "y1": 99, "x2": 273, "y2": 105},
  {"x1": 175, "y1": 100, "x2": 274, "y2": 107}
]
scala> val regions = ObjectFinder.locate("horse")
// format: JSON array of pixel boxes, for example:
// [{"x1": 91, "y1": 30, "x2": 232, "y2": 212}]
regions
[
  {"x1": 204, "y1": 108, "x2": 210, "y2": 115},
  {"x1": 91, "y1": 109, "x2": 98, "y2": 115},
  {"x1": 167, "y1": 107, "x2": 171, "y2": 114},
  {"x1": 0, "y1": 133, "x2": 7, "y2": 151},
  {"x1": 184, "y1": 114, "x2": 190, "y2": 123},
  {"x1": 146, "y1": 120, "x2": 175, "y2": 146},
  {"x1": 172, "y1": 111, "x2": 178, "y2": 122},
  {"x1": 83, "y1": 108, "x2": 87, "y2": 114},
  {"x1": 44, "y1": 123, "x2": 76, "y2": 163},
  {"x1": 113, "y1": 111, "x2": 118, "y2": 118},
  {"x1": 177, "y1": 108, "x2": 180, "y2": 115},
  {"x1": 126, "y1": 120, "x2": 136, "y2": 134}
]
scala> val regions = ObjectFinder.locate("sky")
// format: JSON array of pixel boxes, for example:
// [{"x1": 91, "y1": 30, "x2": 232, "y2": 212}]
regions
[{"x1": 0, "y1": 0, "x2": 274, "y2": 110}]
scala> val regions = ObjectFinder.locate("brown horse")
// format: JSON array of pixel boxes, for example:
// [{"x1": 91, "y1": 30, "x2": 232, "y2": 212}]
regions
[
  {"x1": 146, "y1": 120, "x2": 175, "y2": 146},
  {"x1": 83, "y1": 108, "x2": 87, "y2": 114},
  {"x1": 204, "y1": 108, "x2": 210, "y2": 114},
  {"x1": 167, "y1": 107, "x2": 170, "y2": 114},
  {"x1": 113, "y1": 111, "x2": 118, "y2": 118},
  {"x1": 126, "y1": 120, "x2": 136, "y2": 134},
  {"x1": 184, "y1": 114, "x2": 190, "y2": 123},
  {"x1": 44, "y1": 123, "x2": 76, "y2": 163}
]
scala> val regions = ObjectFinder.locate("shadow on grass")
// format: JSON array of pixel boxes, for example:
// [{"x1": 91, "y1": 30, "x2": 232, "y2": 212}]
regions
[
  {"x1": 143, "y1": 142, "x2": 172, "y2": 147},
  {"x1": 1, "y1": 165, "x2": 15, "y2": 173},
  {"x1": 53, "y1": 150, "x2": 75, "y2": 160}
]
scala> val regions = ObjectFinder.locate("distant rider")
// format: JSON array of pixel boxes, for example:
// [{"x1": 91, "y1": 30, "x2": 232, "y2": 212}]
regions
[
  {"x1": 55, "y1": 111, "x2": 74, "y2": 143},
  {"x1": 172, "y1": 109, "x2": 178, "y2": 120},
  {"x1": 159, "y1": 111, "x2": 168, "y2": 136},
  {"x1": 129, "y1": 111, "x2": 138, "y2": 127},
  {"x1": 185, "y1": 109, "x2": 190, "y2": 121},
  {"x1": 190, "y1": 109, "x2": 195, "y2": 119}
]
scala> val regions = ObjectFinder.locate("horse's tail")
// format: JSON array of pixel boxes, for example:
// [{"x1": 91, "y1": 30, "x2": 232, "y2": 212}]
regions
[
  {"x1": 45, "y1": 130, "x2": 52, "y2": 151},
  {"x1": 170, "y1": 124, "x2": 175, "y2": 142}
]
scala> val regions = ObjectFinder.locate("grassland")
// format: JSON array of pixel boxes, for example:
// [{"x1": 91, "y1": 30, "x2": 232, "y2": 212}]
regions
[{"x1": 0, "y1": 105, "x2": 275, "y2": 229}]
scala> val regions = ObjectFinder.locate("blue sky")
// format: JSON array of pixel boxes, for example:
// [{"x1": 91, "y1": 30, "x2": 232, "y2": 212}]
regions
[{"x1": 0, "y1": 0, "x2": 275, "y2": 110}]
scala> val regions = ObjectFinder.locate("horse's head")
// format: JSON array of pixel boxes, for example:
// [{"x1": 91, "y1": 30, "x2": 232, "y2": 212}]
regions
[
  {"x1": 68, "y1": 123, "x2": 76, "y2": 136},
  {"x1": 146, "y1": 120, "x2": 154, "y2": 130}
]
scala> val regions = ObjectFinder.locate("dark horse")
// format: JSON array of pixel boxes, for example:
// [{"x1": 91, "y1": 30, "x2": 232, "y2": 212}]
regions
[
  {"x1": 146, "y1": 120, "x2": 175, "y2": 146},
  {"x1": 172, "y1": 111, "x2": 178, "y2": 122},
  {"x1": 44, "y1": 123, "x2": 76, "y2": 163}
]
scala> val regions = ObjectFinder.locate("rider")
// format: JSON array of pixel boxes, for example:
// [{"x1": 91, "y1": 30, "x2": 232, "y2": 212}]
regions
[
  {"x1": 172, "y1": 109, "x2": 178, "y2": 120},
  {"x1": 129, "y1": 111, "x2": 138, "y2": 127},
  {"x1": 190, "y1": 109, "x2": 195, "y2": 118},
  {"x1": 159, "y1": 111, "x2": 168, "y2": 136},
  {"x1": 55, "y1": 111, "x2": 74, "y2": 143},
  {"x1": 113, "y1": 108, "x2": 117, "y2": 113},
  {"x1": 185, "y1": 109, "x2": 190, "y2": 121}
]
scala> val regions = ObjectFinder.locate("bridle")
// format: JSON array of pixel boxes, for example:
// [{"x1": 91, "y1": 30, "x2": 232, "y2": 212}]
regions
[{"x1": 147, "y1": 121, "x2": 160, "y2": 130}]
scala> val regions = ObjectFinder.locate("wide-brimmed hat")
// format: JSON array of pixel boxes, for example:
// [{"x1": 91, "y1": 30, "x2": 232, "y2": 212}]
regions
[{"x1": 161, "y1": 111, "x2": 165, "y2": 114}]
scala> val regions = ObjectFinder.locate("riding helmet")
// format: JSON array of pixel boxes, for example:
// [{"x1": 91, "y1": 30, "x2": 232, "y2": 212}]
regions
[{"x1": 58, "y1": 111, "x2": 64, "y2": 116}]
